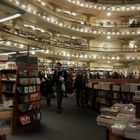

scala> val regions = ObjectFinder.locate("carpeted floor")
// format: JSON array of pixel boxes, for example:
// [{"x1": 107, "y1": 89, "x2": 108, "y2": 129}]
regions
[{"x1": 7, "y1": 95, "x2": 106, "y2": 140}]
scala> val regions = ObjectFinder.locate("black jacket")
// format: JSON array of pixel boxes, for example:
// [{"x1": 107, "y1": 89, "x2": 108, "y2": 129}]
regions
[
  {"x1": 74, "y1": 75, "x2": 86, "y2": 90},
  {"x1": 53, "y1": 69, "x2": 68, "y2": 86}
]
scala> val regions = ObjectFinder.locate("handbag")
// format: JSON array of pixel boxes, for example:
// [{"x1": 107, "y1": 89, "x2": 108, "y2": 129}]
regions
[{"x1": 62, "y1": 83, "x2": 66, "y2": 92}]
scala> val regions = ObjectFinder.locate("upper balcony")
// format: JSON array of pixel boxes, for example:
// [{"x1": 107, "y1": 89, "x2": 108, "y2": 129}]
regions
[{"x1": 3, "y1": 0, "x2": 140, "y2": 38}]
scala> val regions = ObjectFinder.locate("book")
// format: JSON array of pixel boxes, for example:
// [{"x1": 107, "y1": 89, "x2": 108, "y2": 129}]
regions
[
  {"x1": 7, "y1": 74, "x2": 16, "y2": 80},
  {"x1": 19, "y1": 115, "x2": 31, "y2": 126},
  {"x1": 36, "y1": 85, "x2": 40, "y2": 92},
  {"x1": 2, "y1": 83, "x2": 16, "y2": 93},
  {"x1": 100, "y1": 107, "x2": 120, "y2": 117},
  {"x1": 125, "y1": 119, "x2": 140, "y2": 140},
  {"x1": 19, "y1": 70, "x2": 28, "y2": 77},
  {"x1": 30, "y1": 93, "x2": 40, "y2": 102},
  {"x1": 36, "y1": 78, "x2": 41, "y2": 84},
  {"x1": 19, "y1": 78, "x2": 28, "y2": 85},
  {"x1": 112, "y1": 119, "x2": 128, "y2": 135},
  {"x1": 97, "y1": 115, "x2": 115, "y2": 127},
  {"x1": 1, "y1": 74, "x2": 8, "y2": 80},
  {"x1": 17, "y1": 86, "x2": 29, "y2": 94}
]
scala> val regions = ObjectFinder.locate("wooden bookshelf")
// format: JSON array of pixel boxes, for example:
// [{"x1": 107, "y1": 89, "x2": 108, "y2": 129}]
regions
[
  {"x1": 85, "y1": 79, "x2": 140, "y2": 111},
  {"x1": 12, "y1": 57, "x2": 41, "y2": 134}
]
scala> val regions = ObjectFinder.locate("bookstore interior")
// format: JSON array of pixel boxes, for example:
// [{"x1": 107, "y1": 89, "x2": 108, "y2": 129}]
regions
[{"x1": 0, "y1": 0, "x2": 140, "y2": 140}]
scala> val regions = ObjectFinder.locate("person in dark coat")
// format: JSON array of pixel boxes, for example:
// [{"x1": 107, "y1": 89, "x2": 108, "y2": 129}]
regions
[
  {"x1": 74, "y1": 71, "x2": 86, "y2": 108},
  {"x1": 39, "y1": 72, "x2": 53, "y2": 106},
  {"x1": 53, "y1": 62, "x2": 68, "y2": 113}
]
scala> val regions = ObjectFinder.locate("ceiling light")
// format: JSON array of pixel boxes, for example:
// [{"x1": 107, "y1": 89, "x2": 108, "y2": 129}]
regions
[
  {"x1": 6, "y1": 41, "x2": 11, "y2": 46},
  {"x1": 21, "y1": 5, "x2": 26, "y2": 9},
  {"x1": 59, "y1": 23, "x2": 63, "y2": 26},
  {"x1": 80, "y1": 3, "x2": 84, "y2": 7},
  {"x1": 14, "y1": 43, "x2": 17, "y2": 46},
  {"x1": 107, "y1": 61, "x2": 110, "y2": 64},
  {"x1": 107, "y1": 12, "x2": 111, "y2": 16},
  {"x1": 116, "y1": 8, "x2": 120, "y2": 11},
  {"x1": 94, "y1": 31, "x2": 97, "y2": 34},
  {"x1": 0, "y1": 13, "x2": 21, "y2": 23},
  {"x1": 107, "y1": 36, "x2": 111, "y2": 40},
  {"x1": 31, "y1": 51, "x2": 35, "y2": 55},
  {"x1": 71, "y1": 12, "x2": 77, "y2": 16},
  {"x1": 116, "y1": 57, "x2": 120, "y2": 60},
  {"x1": 0, "y1": 52, "x2": 16, "y2": 56},
  {"x1": 56, "y1": 8, "x2": 61, "y2": 12},
  {"x1": 111, "y1": 57, "x2": 115, "y2": 60},
  {"x1": 41, "y1": 2, "x2": 46, "y2": 6},
  {"x1": 27, "y1": 7, "x2": 31, "y2": 12},
  {"x1": 33, "y1": 11, "x2": 37, "y2": 14},
  {"x1": 84, "y1": 55, "x2": 87, "y2": 58},
  {"x1": 111, "y1": 7, "x2": 115, "y2": 11},
  {"x1": 45, "y1": 49, "x2": 49, "y2": 54},
  {"x1": 94, "y1": 5, "x2": 97, "y2": 9},
  {"x1": 131, "y1": 6, "x2": 136, "y2": 10},
  {"x1": 80, "y1": 54, "x2": 83, "y2": 58},
  {"x1": 15, "y1": 1, "x2": 20, "y2": 5},
  {"x1": 19, "y1": 44, "x2": 24, "y2": 48}
]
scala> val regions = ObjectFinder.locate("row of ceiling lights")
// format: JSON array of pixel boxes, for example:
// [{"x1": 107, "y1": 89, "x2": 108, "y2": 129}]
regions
[
  {"x1": 21, "y1": 24, "x2": 139, "y2": 48},
  {"x1": 67, "y1": 0, "x2": 140, "y2": 11},
  {"x1": 8, "y1": 0, "x2": 140, "y2": 36},
  {"x1": 1, "y1": 40, "x2": 140, "y2": 61}
]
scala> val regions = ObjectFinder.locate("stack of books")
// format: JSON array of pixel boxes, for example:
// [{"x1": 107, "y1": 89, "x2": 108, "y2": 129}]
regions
[
  {"x1": 133, "y1": 91, "x2": 140, "y2": 103},
  {"x1": 97, "y1": 115, "x2": 115, "y2": 127},
  {"x1": 112, "y1": 119, "x2": 129, "y2": 135},
  {"x1": 97, "y1": 107, "x2": 119, "y2": 127},
  {"x1": 111, "y1": 104, "x2": 135, "y2": 135},
  {"x1": 125, "y1": 119, "x2": 140, "y2": 140},
  {"x1": 100, "y1": 107, "x2": 120, "y2": 117}
]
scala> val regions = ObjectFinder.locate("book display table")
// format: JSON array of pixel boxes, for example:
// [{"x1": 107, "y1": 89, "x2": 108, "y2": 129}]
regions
[
  {"x1": 0, "y1": 135, "x2": 6, "y2": 140},
  {"x1": 97, "y1": 102, "x2": 140, "y2": 140}
]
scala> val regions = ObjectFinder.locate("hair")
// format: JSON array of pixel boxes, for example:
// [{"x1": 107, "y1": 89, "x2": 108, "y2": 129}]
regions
[{"x1": 56, "y1": 62, "x2": 62, "y2": 66}]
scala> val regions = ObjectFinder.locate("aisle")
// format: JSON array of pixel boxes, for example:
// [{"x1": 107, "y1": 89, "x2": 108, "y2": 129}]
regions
[{"x1": 7, "y1": 95, "x2": 106, "y2": 140}]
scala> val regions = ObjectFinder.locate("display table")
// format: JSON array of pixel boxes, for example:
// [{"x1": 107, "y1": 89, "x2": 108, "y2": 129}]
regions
[
  {"x1": 106, "y1": 129, "x2": 134, "y2": 140},
  {"x1": 0, "y1": 135, "x2": 6, "y2": 140}
]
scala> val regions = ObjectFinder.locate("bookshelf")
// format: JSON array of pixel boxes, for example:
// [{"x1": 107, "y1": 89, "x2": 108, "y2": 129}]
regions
[
  {"x1": 0, "y1": 69, "x2": 17, "y2": 108},
  {"x1": 95, "y1": 81, "x2": 140, "y2": 140},
  {"x1": 86, "y1": 79, "x2": 140, "y2": 111},
  {"x1": 0, "y1": 57, "x2": 41, "y2": 134},
  {"x1": 11, "y1": 57, "x2": 41, "y2": 134}
]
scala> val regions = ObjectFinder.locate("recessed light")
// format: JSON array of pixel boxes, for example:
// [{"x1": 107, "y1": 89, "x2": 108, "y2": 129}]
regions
[
  {"x1": 107, "y1": 12, "x2": 111, "y2": 16},
  {"x1": 107, "y1": 36, "x2": 111, "y2": 39}
]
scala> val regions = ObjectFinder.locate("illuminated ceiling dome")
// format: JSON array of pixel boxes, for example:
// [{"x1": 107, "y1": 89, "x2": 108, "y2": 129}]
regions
[{"x1": 85, "y1": 0, "x2": 140, "y2": 4}]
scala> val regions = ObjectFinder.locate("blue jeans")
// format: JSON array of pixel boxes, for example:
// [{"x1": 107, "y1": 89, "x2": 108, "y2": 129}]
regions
[{"x1": 55, "y1": 84, "x2": 63, "y2": 110}]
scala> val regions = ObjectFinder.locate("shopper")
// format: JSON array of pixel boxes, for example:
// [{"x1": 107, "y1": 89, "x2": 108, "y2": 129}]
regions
[
  {"x1": 39, "y1": 72, "x2": 53, "y2": 107},
  {"x1": 53, "y1": 62, "x2": 68, "y2": 113},
  {"x1": 46, "y1": 75, "x2": 53, "y2": 106},
  {"x1": 74, "y1": 70, "x2": 86, "y2": 109}
]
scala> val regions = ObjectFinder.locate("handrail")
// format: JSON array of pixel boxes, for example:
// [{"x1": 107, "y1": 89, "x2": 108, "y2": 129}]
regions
[
  {"x1": 6, "y1": 0, "x2": 140, "y2": 30},
  {"x1": 0, "y1": 24, "x2": 140, "y2": 53}
]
